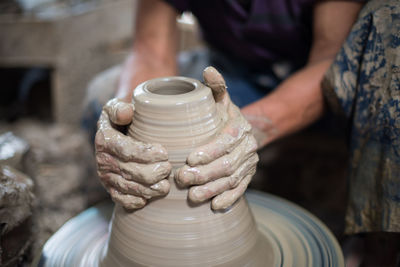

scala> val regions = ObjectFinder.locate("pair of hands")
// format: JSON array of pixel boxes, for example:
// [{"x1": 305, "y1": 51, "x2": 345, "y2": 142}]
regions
[{"x1": 95, "y1": 67, "x2": 258, "y2": 211}]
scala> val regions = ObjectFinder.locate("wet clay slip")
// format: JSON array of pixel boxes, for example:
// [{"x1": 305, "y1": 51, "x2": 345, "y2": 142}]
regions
[
  {"x1": 35, "y1": 77, "x2": 345, "y2": 267},
  {"x1": 99, "y1": 77, "x2": 271, "y2": 266}
]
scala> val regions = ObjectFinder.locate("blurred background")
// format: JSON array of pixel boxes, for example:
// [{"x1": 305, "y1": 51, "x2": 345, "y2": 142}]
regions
[{"x1": 0, "y1": 1, "x2": 348, "y2": 266}]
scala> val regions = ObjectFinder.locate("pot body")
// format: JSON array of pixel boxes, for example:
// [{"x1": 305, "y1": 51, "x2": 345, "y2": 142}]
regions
[{"x1": 100, "y1": 77, "x2": 267, "y2": 266}]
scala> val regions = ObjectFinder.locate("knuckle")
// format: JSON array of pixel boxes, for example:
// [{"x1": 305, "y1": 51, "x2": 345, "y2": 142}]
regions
[
  {"x1": 222, "y1": 159, "x2": 234, "y2": 174},
  {"x1": 96, "y1": 152, "x2": 118, "y2": 171},
  {"x1": 228, "y1": 176, "x2": 238, "y2": 188},
  {"x1": 242, "y1": 119, "x2": 252, "y2": 132},
  {"x1": 98, "y1": 172, "x2": 109, "y2": 183},
  {"x1": 247, "y1": 153, "x2": 259, "y2": 168},
  {"x1": 248, "y1": 135, "x2": 258, "y2": 151},
  {"x1": 94, "y1": 131, "x2": 106, "y2": 150},
  {"x1": 95, "y1": 152, "x2": 106, "y2": 164},
  {"x1": 117, "y1": 179, "x2": 128, "y2": 192},
  {"x1": 226, "y1": 126, "x2": 240, "y2": 138},
  {"x1": 129, "y1": 182, "x2": 140, "y2": 193}
]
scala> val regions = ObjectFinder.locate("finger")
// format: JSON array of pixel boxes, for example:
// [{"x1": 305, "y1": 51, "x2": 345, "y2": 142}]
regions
[
  {"x1": 203, "y1": 66, "x2": 227, "y2": 102},
  {"x1": 188, "y1": 154, "x2": 258, "y2": 203},
  {"x1": 211, "y1": 174, "x2": 252, "y2": 210},
  {"x1": 119, "y1": 160, "x2": 171, "y2": 185},
  {"x1": 109, "y1": 187, "x2": 146, "y2": 210},
  {"x1": 177, "y1": 134, "x2": 257, "y2": 186},
  {"x1": 189, "y1": 177, "x2": 231, "y2": 204},
  {"x1": 96, "y1": 112, "x2": 168, "y2": 163},
  {"x1": 101, "y1": 172, "x2": 170, "y2": 199},
  {"x1": 187, "y1": 106, "x2": 252, "y2": 166},
  {"x1": 96, "y1": 152, "x2": 172, "y2": 184},
  {"x1": 103, "y1": 98, "x2": 134, "y2": 126}
]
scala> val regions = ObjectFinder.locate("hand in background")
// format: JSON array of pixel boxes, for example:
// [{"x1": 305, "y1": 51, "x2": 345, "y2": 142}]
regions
[
  {"x1": 95, "y1": 98, "x2": 172, "y2": 210},
  {"x1": 176, "y1": 67, "x2": 259, "y2": 210}
]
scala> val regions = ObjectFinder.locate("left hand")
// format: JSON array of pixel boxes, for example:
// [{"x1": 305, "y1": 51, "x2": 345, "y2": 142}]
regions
[
  {"x1": 95, "y1": 99, "x2": 171, "y2": 210},
  {"x1": 175, "y1": 67, "x2": 259, "y2": 210}
]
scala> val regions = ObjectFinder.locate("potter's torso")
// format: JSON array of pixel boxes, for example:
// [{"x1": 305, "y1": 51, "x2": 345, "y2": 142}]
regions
[{"x1": 164, "y1": 0, "x2": 316, "y2": 69}]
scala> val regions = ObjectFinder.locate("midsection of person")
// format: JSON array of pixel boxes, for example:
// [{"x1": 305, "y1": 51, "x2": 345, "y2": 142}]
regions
[
  {"x1": 94, "y1": 0, "x2": 364, "y2": 211},
  {"x1": 164, "y1": 0, "x2": 315, "y2": 71}
]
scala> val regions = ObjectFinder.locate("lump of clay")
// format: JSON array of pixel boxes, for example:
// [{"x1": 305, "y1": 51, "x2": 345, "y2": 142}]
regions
[
  {"x1": 0, "y1": 132, "x2": 29, "y2": 169},
  {"x1": 0, "y1": 164, "x2": 35, "y2": 266}
]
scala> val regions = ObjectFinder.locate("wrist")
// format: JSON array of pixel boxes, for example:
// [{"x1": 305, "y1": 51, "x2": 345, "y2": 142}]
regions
[{"x1": 241, "y1": 101, "x2": 280, "y2": 148}]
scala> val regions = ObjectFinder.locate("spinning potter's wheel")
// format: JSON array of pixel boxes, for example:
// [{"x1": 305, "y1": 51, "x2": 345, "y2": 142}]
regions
[{"x1": 36, "y1": 190, "x2": 344, "y2": 267}]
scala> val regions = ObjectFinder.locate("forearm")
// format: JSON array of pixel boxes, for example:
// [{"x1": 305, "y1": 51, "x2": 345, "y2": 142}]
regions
[
  {"x1": 242, "y1": 1, "x2": 363, "y2": 148},
  {"x1": 116, "y1": 0, "x2": 179, "y2": 101},
  {"x1": 241, "y1": 59, "x2": 331, "y2": 147},
  {"x1": 134, "y1": 0, "x2": 178, "y2": 66}
]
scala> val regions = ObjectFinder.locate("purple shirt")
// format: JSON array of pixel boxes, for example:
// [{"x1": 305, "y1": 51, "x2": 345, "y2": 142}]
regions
[{"x1": 165, "y1": 0, "x2": 316, "y2": 70}]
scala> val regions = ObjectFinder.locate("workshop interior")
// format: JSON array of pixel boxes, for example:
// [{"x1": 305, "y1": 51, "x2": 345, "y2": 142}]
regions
[{"x1": 1, "y1": 0, "x2": 399, "y2": 266}]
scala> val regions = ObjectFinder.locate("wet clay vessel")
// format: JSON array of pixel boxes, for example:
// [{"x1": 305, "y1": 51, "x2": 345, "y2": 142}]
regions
[
  {"x1": 35, "y1": 77, "x2": 345, "y2": 267},
  {"x1": 99, "y1": 77, "x2": 271, "y2": 266}
]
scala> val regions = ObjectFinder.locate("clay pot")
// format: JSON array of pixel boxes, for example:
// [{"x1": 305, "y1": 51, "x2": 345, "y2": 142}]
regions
[{"x1": 99, "y1": 77, "x2": 268, "y2": 266}]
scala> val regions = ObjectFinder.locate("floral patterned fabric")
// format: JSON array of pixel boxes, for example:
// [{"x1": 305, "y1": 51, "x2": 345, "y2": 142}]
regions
[{"x1": 323, "y1": 0, "x2": 400, "y2": 234}]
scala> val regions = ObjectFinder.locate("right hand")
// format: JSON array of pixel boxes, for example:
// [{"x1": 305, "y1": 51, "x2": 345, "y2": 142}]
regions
[
  {"x1": 95, "y1": 98, "x2": 172, "y2": 210},
  {"x1": 175, "y1": 67, "x2": 259, "y2": 210}
]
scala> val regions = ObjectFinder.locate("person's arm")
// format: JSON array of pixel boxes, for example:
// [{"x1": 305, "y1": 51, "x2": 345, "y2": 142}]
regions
[
  {"x1": 116, "y1": 0, "x2": 179, "y2": 102},
  {"x1": 241, "y1": 1, "x2": 364, "y2": 147}
]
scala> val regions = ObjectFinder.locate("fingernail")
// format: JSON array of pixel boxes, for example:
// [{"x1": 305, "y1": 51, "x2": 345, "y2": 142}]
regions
[
  {"x1": 189, "y1": 187, "x2": 204, "y2": 202},
  {"x1": 116, "y1": 103, "x2": 133, "y2": 125},
  {"x1": 188, "y1": 151, "x2": 209, "y2": 166},
  {"x1": 153, "y1": 162, "x2": 170, "y2": 178},
  {"x1": 150, "y1": 180, "x2": 170, "y2": 194},
  {"x1": 211, "y1": 198, "x2": 220, "y2": 210},
  {"x1": 183, "y1": 170, "x2": 196, "y2": 184},
  {"x1": 212, "y1": 198, "x2": 230, "y2": 211}
]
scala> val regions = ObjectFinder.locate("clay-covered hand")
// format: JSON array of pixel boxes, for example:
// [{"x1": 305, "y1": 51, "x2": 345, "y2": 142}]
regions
[
  {"x1": 95, "y1": 99, "x2": 172, "y2": 210},
  {"x1": 176, "y1": 67, "x2": 259, "y2": 210}
]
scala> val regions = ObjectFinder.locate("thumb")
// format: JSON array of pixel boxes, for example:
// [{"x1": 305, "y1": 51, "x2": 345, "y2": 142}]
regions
[
  {"x1": 103, "y1": 98, "x2": 134, "y2": 126},
  {"x1": 203, "y1": 66, "x2": 227, "y2": 103}
]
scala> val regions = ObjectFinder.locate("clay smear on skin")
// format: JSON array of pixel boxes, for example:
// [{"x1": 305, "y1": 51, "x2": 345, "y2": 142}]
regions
[
  {"x1": 175, "y1": 69, "x2": 258, "y2": 209},
  {"x1": 96, "y1": 100, "x2": 171, "y2": 209},
  {"x1": 99, "y1": 74, "x2": 266, "y2": 267}
]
